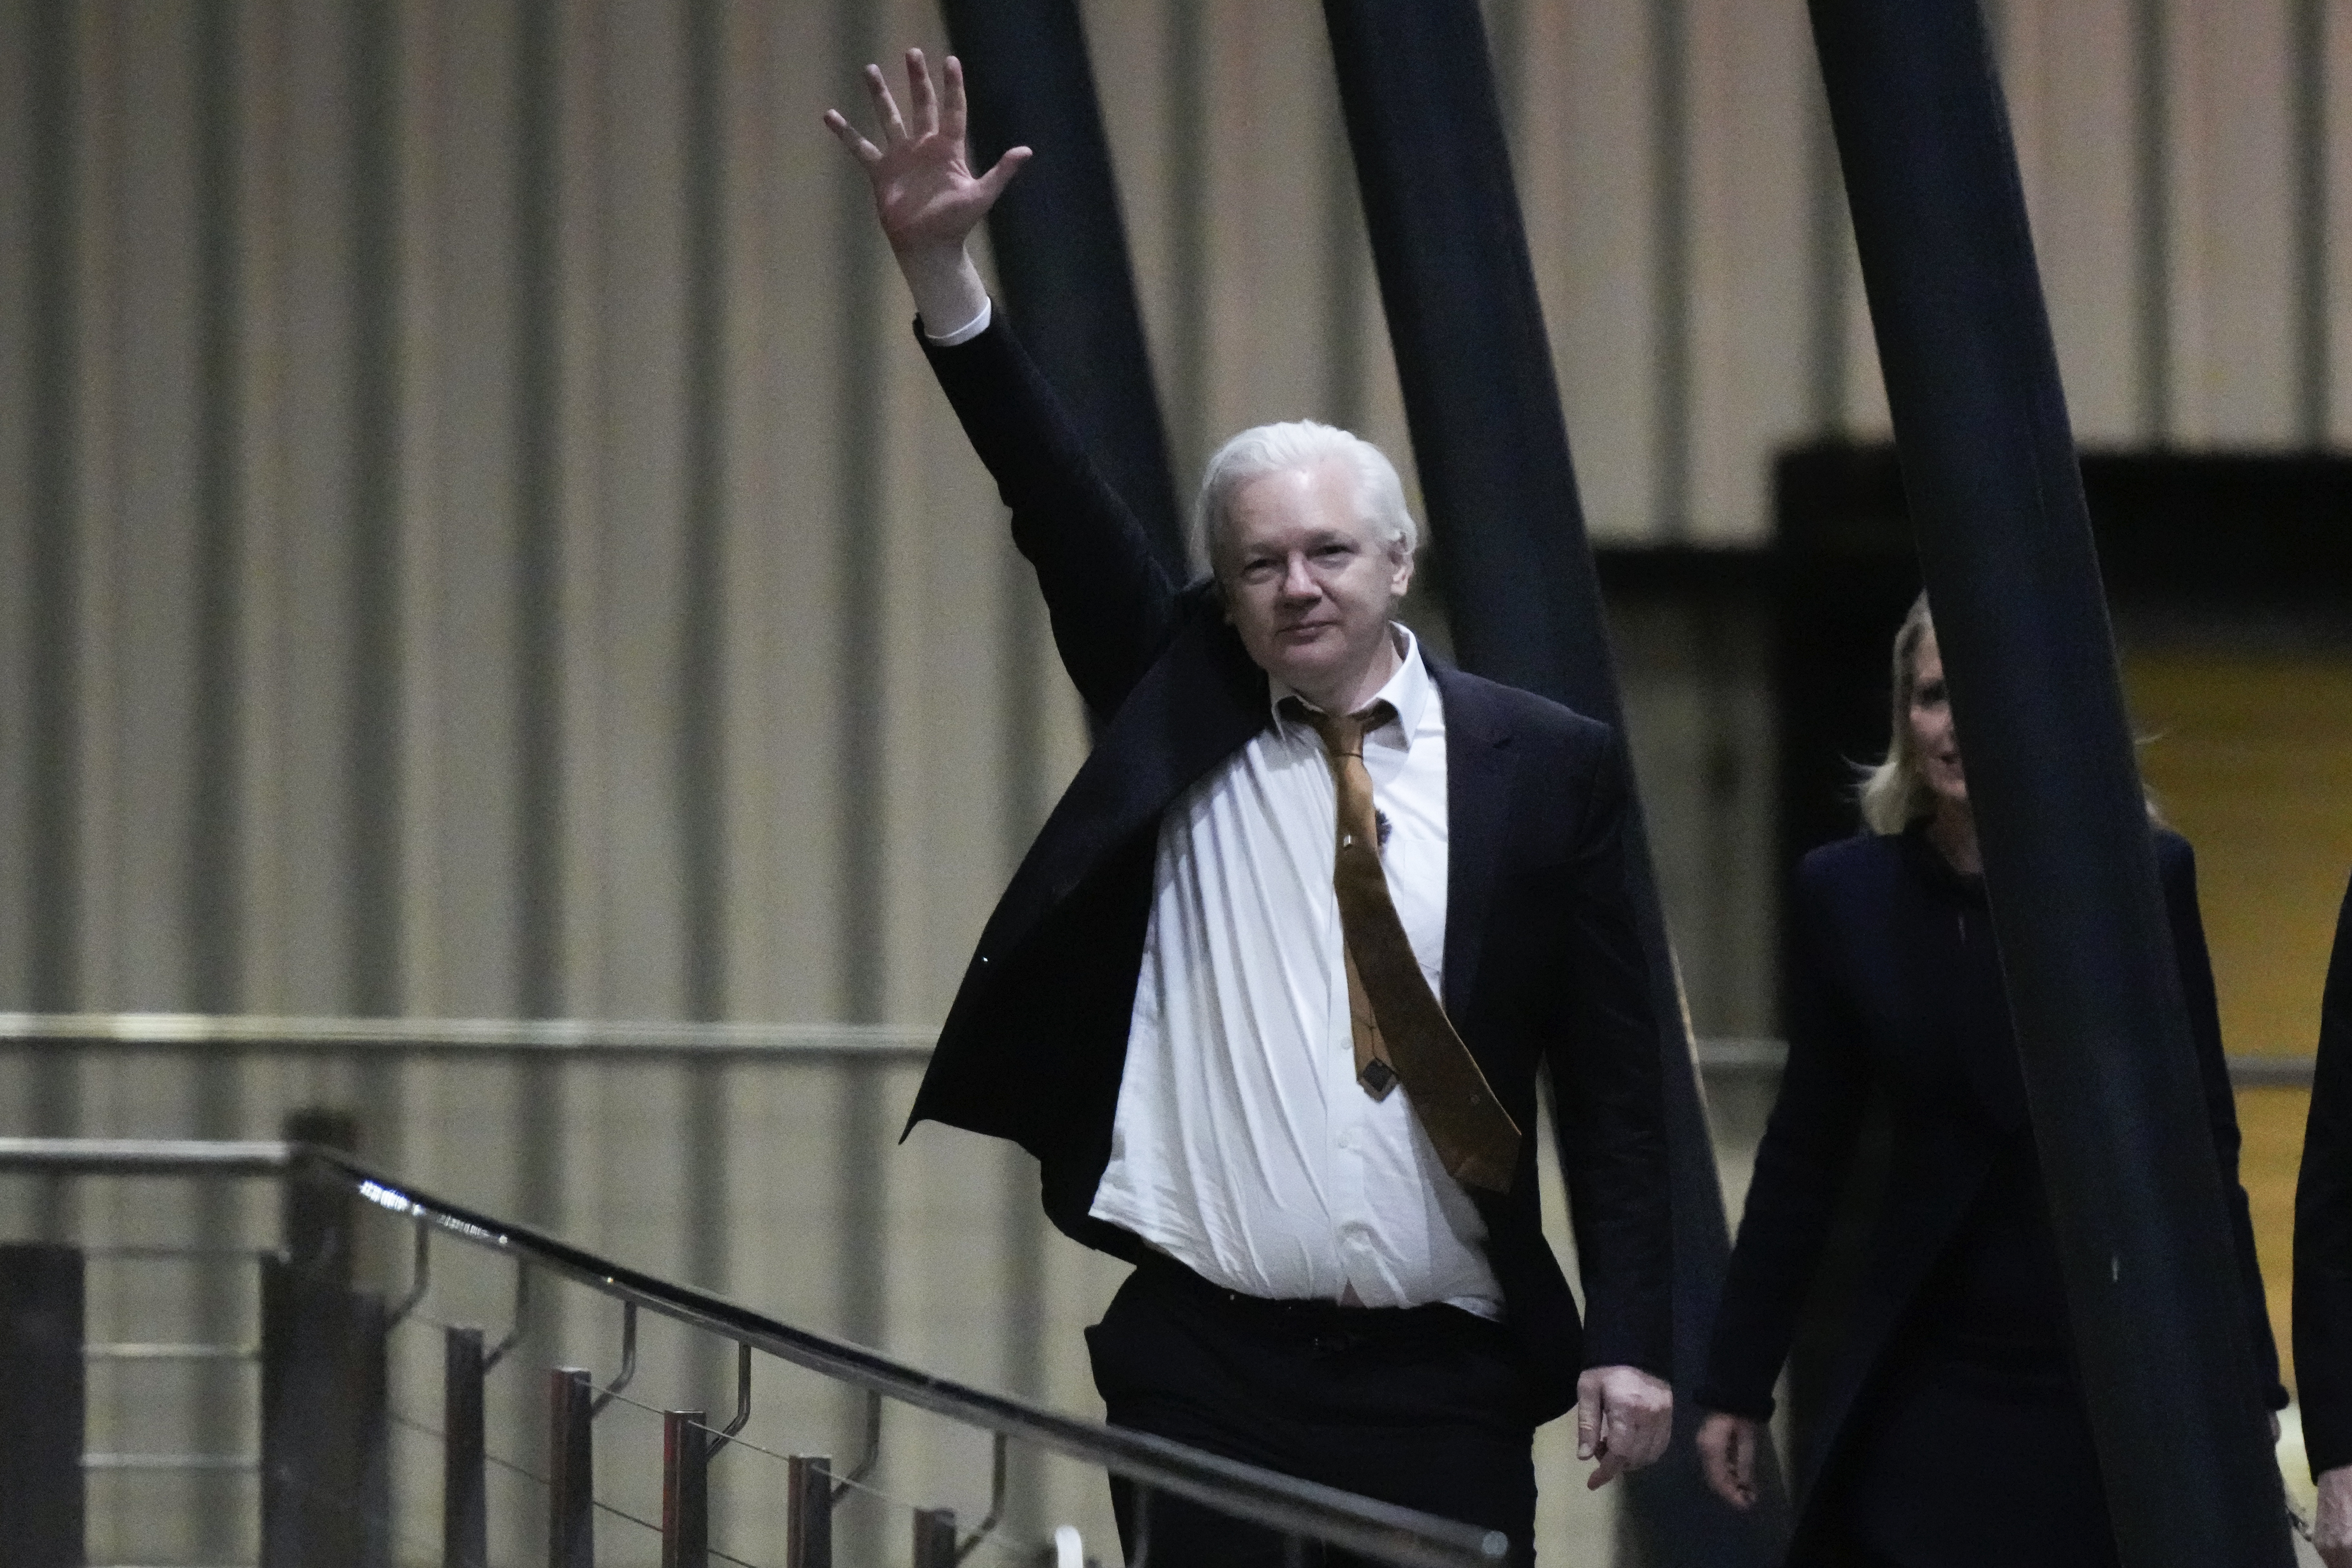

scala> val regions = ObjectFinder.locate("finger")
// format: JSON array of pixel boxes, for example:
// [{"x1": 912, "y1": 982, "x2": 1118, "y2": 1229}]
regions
[
  {"x1": 1728, "y1": 1425, "x2": 1753, "y2": 1490},
  {"x1": 1586, "y1": 1450, "x2": 1628, "y2": 1492},
  {"x1": 975, "y1": 145, "x2": 1033, "y2": 202},
  {"x1": 943, "y1": 55, "x2": 969, "y2": 145},
  {"x1": 907, "y1": 47, "x2": 938, "y2": 139},
  {"x1": 1574, "y1": 1383, "x2": 1600, "y2": 1461},
  {"x1": 820, "y1": 109, "x2": 883, "y2": 166},
  {"x1": 862, "y1": 62, "x2": 908, "y2": 143}
]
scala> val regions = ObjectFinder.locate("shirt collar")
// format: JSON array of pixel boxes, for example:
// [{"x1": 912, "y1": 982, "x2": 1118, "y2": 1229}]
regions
[{"x1": 1268, "y1": 624, "x2": 1429, "y2": 748}]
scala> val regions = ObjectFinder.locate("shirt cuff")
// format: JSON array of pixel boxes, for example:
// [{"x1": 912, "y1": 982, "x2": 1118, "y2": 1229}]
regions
[{"x1": 922, "y1": 296, "x2": 992, "y2": 347}]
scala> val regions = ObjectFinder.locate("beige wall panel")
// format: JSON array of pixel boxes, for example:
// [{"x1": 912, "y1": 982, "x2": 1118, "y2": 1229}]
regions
[
  {"x1": 392, "y1": 0, "x2": 449, "y2": 1015},
  {"x1": 409, "y1": 0, "x2": 524, "y2": 1017},
  {"x1": 261, "y1": 0, "x2": 362, "y2": 1015},
  {"x1": 726, "y1": 0, "x2": 871, "y2": 1022},
  {"x1": 1519, "y1": 0, "x2": 1658, "y2": 542},
  {"x1": 0, "y1": 1, "x2": 26, "y2": 1000},
  {"x1": 71, "y1": 6, "x2": 127, "y2": 1013},
  {"x1": 555, "y1": 0, "x2": 613, "y2": 1018},
  {"x1": 1200, "y1": 3, "x2": 1340, "y2": 443},
  {"x1": 2002, "y1": 0, "x2": 2143, "y2": 444},
  {"x1": 232, "y1": 0, "x2": 297, "y2": 1013},
  {"x1": 577, "y1": 0, "x2": 693, "y2": 1019},
  {"x1": 107, "y1": 0, "x2": 204, "y2": 1010},
  {"x1": 1686, "y1": 0, "x2": 1814, "y2": 542},
  {"x1": 2332, "y1": 0, "x2": 2352, "y2": 445},
  {"x1": 1081, "y1": 0, "x2": 1178, "y2": 415},
  {"x1": 2176, "y1": 0, "x2": 2298, "y2": 445}
]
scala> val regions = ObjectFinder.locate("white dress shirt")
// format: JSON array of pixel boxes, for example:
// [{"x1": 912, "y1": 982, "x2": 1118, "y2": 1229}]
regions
[{"x1": 1088, "y1": 628, "x2": 1503, "y2": 1316}]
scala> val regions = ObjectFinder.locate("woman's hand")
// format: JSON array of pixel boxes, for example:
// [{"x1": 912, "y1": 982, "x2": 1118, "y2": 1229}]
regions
[
  {"x1": 2317, "y1": 1463, "x2": 2352, "y2": 1566},
  {"x1": 822, "y1": 49, "x2": 1030, "y2": 329},
  {"x1": 1697, "y1": 1411, "x2": 1764, "y2": 1511}
]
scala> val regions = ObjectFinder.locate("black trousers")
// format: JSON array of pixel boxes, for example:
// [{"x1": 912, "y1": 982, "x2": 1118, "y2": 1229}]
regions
[
  {"x1": 1085, "y1": 1256, "x2": 1538, "y2": 1567},
  {"x1": 1825, "y1": 1353, "x2": 2118, "y2": 1568}
]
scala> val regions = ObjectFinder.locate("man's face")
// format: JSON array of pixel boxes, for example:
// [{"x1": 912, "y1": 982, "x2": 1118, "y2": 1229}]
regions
[{"x1": 1212, "y1": 459, "x2": 1413, "y2": 706}]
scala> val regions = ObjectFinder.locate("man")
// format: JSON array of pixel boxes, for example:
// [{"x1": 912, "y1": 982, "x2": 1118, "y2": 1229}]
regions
[{"x1": 826, "y1": 51, "x2": 1672, "y2": 1564}]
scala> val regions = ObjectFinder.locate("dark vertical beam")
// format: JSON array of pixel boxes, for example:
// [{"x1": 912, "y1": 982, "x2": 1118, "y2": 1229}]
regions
[
  {"x1": 1320, "y1": 4, "x2": 1787, "y2": 1562},
  {"x1": 25, "y1": 0, "x2": 80, "y2": 1243},
  {"x1": 2291, "y1": 0, "x2": 2329, "y2": 446},
  {"x1": 1805, "y1": 3, "x2": 2295, "y2": 1562},
  {"x1": 350, "y1": 0, "x2": 402, "y2": 1017},
  {"x1": 940, "y1": 0, "x2": 1185, "y2": 573},
  {"x1": 2132, "y1": 0, "x2": 2173, "y2": 443},
  {"x1": 0, "y1": 1243, "x2": 83, "y2": 1568}
]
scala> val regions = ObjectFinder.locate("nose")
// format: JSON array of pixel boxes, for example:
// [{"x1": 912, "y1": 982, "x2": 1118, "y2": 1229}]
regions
[{"x1": 1277, "y1": 554, "x2": 1319, "y2": 600}]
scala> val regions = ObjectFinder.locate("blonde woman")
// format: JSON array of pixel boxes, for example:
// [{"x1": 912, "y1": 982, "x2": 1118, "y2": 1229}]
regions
[{"x1": 1692, "y1": 594, "x2": 2281, "y2": 1565}]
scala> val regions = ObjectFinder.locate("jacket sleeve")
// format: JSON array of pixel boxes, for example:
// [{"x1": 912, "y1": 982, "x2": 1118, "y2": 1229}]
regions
[
  {"x1": 2156, "y1": 833, "x2": 2289, "y2": 1411},
  {"x1": 1545, "y1": 725, "x2": 1672, "y2": 1377},
  {"x1": 1696, "y1": 855, "x2": 1875, "y2": 1420},
  {"x1": 917, "y1": 314, "x2": 1182, "y2": 722},
  {"x1": 2299, "y1": 869, "x2": 2352, "y2": 1472}
]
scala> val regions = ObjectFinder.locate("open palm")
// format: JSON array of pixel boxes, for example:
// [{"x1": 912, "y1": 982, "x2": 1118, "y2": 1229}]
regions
[{"x1": 824, "y1": 50, "x2": 1030, "y2": 259}]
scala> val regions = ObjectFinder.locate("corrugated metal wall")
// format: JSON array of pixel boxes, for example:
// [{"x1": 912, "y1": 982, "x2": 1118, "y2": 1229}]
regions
[{"x1": 0, "y1": 0, "x2": 2344, "y2": 1554}]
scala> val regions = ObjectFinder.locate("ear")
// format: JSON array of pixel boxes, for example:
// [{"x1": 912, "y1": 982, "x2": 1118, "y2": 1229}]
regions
[{"x1": 1386, "y1": 541, "x2": 1415, "y2": 601}]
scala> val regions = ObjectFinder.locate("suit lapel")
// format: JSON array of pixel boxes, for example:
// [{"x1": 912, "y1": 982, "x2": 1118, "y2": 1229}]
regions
[
  {"x1": 1434, "y1": 663, "x2": 1513, "y2": 1022},
  {"x1": 980, "y1": 594, "x2": 1267, "y2": 959}
]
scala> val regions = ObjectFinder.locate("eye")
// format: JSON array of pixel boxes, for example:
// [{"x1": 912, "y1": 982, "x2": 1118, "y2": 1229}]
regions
[{"x1": 1916, "y1": 679, "x2": 1947, "y2": 706}]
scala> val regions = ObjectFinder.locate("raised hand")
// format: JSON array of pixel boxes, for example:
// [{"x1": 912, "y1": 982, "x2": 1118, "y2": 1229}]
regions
[{"x1": 823, "y1": 49, "x2": 1030, "y2": 330}]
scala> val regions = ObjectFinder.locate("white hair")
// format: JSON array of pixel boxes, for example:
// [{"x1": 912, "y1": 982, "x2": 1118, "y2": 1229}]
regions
[{"x1": 1188, "y1": 420, "x2": 1419, "y2": 578}]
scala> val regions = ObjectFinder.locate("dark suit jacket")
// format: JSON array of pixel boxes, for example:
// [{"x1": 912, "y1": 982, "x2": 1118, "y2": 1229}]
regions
[
  {"x1": 900, "y1": 316, "x2": 1671, "y2": 1420},
  {"x1": 1700, "y1": 827, "x2": 2283, "y2": 1539},
  {"x1": 2295, "y1": 869, "x2": 2352, "y2": 1475}
]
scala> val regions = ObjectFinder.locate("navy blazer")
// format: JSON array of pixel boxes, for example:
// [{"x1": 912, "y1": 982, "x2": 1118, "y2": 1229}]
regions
[
  {"x1": 900, "y1": 316, "x2": 1672, "y2": 1419},
  {"x1": 1702, "y1": 826, "x2": 2283, "y2": 1532},
  {"x1": 2294, "y1": 869, "x2": 2352, "y2": 1474}
]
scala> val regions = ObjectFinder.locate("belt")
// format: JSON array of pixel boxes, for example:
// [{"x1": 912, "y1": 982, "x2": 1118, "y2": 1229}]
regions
[{"x1": 1132, "y1": 1250, "x2": 1505, "y2": 1353}]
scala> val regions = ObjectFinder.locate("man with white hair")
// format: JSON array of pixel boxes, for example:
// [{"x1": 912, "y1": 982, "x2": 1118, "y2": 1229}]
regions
[{"x1": 828, "y1": 51, "x2": 1672, "y2": 1565}]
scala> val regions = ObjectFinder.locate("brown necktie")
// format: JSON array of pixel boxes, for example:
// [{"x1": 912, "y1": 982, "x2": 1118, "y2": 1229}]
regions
[{"x1": 1286, "y1": 698, "x2": 1522, "y2": 1194}]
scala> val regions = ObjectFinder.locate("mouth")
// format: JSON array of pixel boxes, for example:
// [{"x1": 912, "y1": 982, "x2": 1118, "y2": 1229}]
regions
[{"x1": 1274, "y1": 621, "x2": 1338, "y2": 644}]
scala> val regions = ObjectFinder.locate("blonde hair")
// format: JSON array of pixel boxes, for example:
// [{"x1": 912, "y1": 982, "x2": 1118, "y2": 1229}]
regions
[
  {"x1": 1857, "y1": 592, "x2": 2162, "y2": 835},
  {"x1": 1858, "y1": 592, "x2": 1941, "y2": 835}
]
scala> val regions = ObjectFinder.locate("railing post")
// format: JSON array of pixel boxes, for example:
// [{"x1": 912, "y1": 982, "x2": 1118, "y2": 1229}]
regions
[
  {"x1": 445, "y1": 1326, "x2": 487, "y2": 1568},
  {"x1": 265, "y1": 1111, "x2": 386, "y2": 1568},
  {"x1": 912, "y1": 1507, "x2": 958, "y2": 1568},
  {"x1": 549, "y1": 1367, "x2": 594, "y2": 1568},
  {"x1": 0, "y1": 1243, "x2": 84, "y2": 1568},
  {"x1": 786, "y1": 1454, "x2": 833, "y2": 1568},
  {"x1": 662, "y1": 1410, "x2": 710, "y2": 1568},
  {"x1": 353, "y1": 1289, "x2": 392, "y2": 1568}
]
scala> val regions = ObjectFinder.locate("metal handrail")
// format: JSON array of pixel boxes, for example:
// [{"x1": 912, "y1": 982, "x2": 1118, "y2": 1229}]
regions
[
  {"x1": 0, "y1": 1014, "x2": 2317, "y2": 1085},
  {"x1": 0, "y1": 1012, "x2": 933, "y2": 1059},
  {"x1": 0, "y1": 1138, "x2": 1506, "y2": 1567}
]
